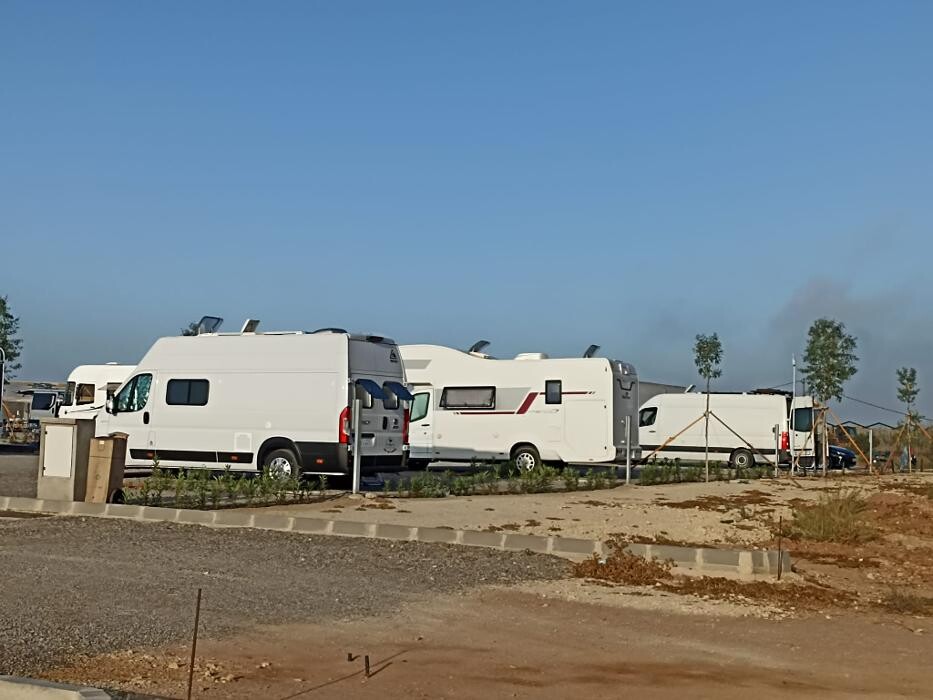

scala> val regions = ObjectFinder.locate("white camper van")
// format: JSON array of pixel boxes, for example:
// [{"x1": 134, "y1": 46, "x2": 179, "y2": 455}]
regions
[
  {"x1": 59, "y1": 363, "x2": 136, "y2": 419},
  {"x1": 96, "y1": 325, "x2": 411, "y2": 477},
  {"x1": 638, "y1": 392, "x2": 815, "y2": 468},
  {"x1": 400, "y1": 343, "x2": 640, "y2": 471}
]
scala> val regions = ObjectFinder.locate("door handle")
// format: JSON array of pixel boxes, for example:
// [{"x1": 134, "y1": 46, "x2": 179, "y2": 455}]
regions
[
  {"x1": 421, "y1": 424, "x2": 431, "y2": 427},
  {"x1": 143, "y1": 411, "x2": 150, "y2": 425}
]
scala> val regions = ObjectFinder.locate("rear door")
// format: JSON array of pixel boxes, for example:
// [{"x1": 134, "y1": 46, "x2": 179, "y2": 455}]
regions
[
  {"x1": 790, "y1": 397, "x2": 815, "y2": 456},
  {"x1": 348, "y1": 339, "x2": 407, "y2": 462},
  {"x1": 407, "y1": 388, "x2": 433, "y2": 460}
]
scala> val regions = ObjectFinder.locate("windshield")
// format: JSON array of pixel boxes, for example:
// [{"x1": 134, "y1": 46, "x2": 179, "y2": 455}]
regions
[{"x1": 65, "y1": 382, "x2": 76, "y2": 406}]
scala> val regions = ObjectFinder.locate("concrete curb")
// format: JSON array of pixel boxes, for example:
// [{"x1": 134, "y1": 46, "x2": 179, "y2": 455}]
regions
[
  {"x1": 0, "y1": 675, "x2": 111, "y2": 699},
  {"x1": 0, "y1": 495, "x2": 791, "y2": 577}
]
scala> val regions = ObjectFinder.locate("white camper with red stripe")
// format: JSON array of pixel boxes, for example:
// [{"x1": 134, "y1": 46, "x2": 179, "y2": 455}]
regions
[{"x1": 400, "y1": 343, "x2": 640, "y2": 471}]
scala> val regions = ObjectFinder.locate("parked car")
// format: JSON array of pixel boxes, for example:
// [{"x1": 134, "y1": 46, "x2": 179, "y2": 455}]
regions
[
  {"x1": 829, "y1": 445, "x2": 857, "y2": 469},
  {"x1": 871, "y1": 450, "x2": 891, "y2": 467}
]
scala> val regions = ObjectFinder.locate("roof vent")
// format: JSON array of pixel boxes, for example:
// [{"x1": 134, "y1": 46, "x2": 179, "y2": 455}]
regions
[
  {"x1": 240, "y1": 319, "x2": 261, "y2": 334},
  {"x1": 515, "y1": 352, "x2": 549, "y2": 361},
  {"x1": 196, "y1": 316, "x2": 224, "y2": 335},
  {"x1": 312, "y1": 328, "x2": 348, "y2": 334},
  {"x1": 583, "y1": 344, "x2": 600, "y2": 358}
]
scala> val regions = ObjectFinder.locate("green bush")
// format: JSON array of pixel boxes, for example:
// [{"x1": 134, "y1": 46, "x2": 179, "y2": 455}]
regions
[{"x1": 790, "y1": 489, "x2": 876, "y2": 543}]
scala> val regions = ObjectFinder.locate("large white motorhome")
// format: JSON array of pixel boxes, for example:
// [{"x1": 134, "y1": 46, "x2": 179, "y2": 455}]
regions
[
  {"x1": 400, "y1": 343, "x2": 640, "y2": 471},
  {"x1": 96, "y1": 323, "x2": 411, "y2": 477},
  {"x1": 638, "y1": 392, "x2": 815, "y2": 468},
  {"x1": 59, "y1": 363, "x2": 136, "y2": 419}
]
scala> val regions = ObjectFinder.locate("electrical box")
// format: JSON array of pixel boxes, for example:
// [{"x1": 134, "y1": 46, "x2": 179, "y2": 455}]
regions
[{"x1": 37, "y1": 418, "x2": 96, "y2": 501}]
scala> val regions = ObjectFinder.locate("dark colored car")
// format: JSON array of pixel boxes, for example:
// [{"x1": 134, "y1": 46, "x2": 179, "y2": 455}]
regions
[{"x1": 829, "y1": 445, "x2": 857, "y2": 469}]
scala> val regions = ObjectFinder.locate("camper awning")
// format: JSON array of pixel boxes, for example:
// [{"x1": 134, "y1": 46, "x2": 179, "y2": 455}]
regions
[
  {"x1": 355, "y1": 378, "x2": 386, "y2": 400},
  {"x1": 383, "y1": 381, "x2": 414, "y2": 402}
]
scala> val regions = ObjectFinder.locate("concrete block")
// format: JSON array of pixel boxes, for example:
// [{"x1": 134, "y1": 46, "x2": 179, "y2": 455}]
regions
[
  {"x1": 0, "y1": 497, "x2": 9, "y2": 512},
  {"x1": 624, "y1": 543, "x2": 649, "y2": 558},
  {"x1": 738, "y1": 551, "x2": 754, "y2": 576},
  {"x1": 374, "y1": 523, "x2": 415, "y2": 541},
  {"x1": 699, "y1": 548, "x2": 741, "y2": 568},
  {"x1": 460, "y1": 530, "x2": 505, "y2": 549},
  {"x1": 138, "y1": 506, "x2": 182, "y2": 522},
  {"x1": 290, "y1": 517, "x2": 332, "y2": 535},
  {"x1": 503, "y1": 533, "x2": 550, "y2": 553},
  {"x1": 175, "y1": 509, "x2": 217, "y2": 526},
  {"x1": 331, "y1": 520, "x2": 375, "y2": 537},
  {"x1": 416, "y1": 527, "x2": 459, "y2": 545},
  {"x1": 5, "y1": 497, "x2": 44, "y2": 513},
  {"x1": 68, "y1": 502, "x2": 108, "y2": 517},
  {"x1": 250, "y1": 514, "x2": 294, "y2": 532},
  {"x1": 0, "y1": 675, "x2": 111, "y2": 699},
  {"x1": 103, "y1": 503, "x2": 143, "y2": 519},
  {"x1": 649, "y1": 544, "x2": 696, "y2": 565},
  {"x1": 551, "y1": 537, "x2": 599, "y2": 556},
  {"x1": 211, "y1": 510, "x2": 254, "y2": 528}
]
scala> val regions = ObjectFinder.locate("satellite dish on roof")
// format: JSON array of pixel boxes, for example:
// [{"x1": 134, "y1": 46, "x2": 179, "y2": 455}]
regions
[
  {"x1": 583, "y1": 344, "x2": 600, "y2": 359},
  {"x1": 468, "y1": 340, "x2": 491, "y2": 354},
  {"x1": 197, "y1": 316, "x2": 224, "y2": 334}
]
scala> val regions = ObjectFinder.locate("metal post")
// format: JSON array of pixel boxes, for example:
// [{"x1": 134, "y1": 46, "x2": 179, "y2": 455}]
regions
[
  {"x1": 790, "y1": 354, "x2": 796, "y2": 475},
  {"x1": 625, "y1": 415, "x2": 631, "y2": 485},
  {"x1": 351, "y1": 396, "x2": 362, "y2": 494},
  {"x1": 869, "y1": 429, "x2": 874, "y2": 467},
  {"x1": 774, "y1": 423, "x2": 780, "y2": 478},
  {"x1": 186, "y1": 587, "x2": 202, "y2": 700}
]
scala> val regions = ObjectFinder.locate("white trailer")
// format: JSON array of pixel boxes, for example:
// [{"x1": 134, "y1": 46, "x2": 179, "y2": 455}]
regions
[
  {"x1": 638, "y1": 392, "x2": 815, "y2": 468},
  {"x1": 400, "y1": 343, "x2": 640, "y2": 471},
  {"x1": 59, "y1": 363, "x2": 136, "y2": 419},
  {"x1": 96, "y1": 325, "x2": 411, "y2": 477}
]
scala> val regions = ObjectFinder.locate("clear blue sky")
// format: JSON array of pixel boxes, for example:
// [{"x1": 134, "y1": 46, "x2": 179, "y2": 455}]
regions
[{"x1": 2, "y1": 1, "x2": 931, "y2": 421}]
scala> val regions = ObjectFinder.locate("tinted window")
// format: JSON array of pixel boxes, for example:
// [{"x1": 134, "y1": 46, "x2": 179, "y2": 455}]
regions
[
  {"x1": 31, "y1": 393, "x2": 56, "y2": 411},
  {"x1": 65, "y1": 382, "x2": 76, "y2": 406},
  {"x1": 115, "y1": 374, "x2": 152, "y2": 412},
  {"x1": 166, "y1": 379, "x2": 210, "y2": 406},
  {"x1": 410, "y1": 392, "x2": 430, "y2": 422},
  {"x1": 440, "y1": 386, "x2": 495, "y2": 409},
  {"x1": 382, "y1": 383, "x2": 400, "y2": 410},
  {"x1": 639, "y1": 407, "x2": 657, "y2": 427},
  {"x1": 545, "y1": 380, "x2": 562, "y2": 405},
  {"x1": 76, "y1": 383, "x2": 95, "y2": 405},
  {"x1": 792, "y1": 407, "x2": 813, "y2": 433},
  {"x1": 354, "y1": 382, "x2": 374, "y2": 409}
]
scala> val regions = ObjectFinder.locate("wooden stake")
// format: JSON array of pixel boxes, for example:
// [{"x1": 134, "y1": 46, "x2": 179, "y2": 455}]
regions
[{"x1": 187, "y1": 588, "x2": 202, "y2": 700}]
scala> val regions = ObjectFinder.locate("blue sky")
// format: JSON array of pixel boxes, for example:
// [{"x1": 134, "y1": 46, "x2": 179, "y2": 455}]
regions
[{"x1": 2, "y1": 1, "x2": 931, "y2": 421}]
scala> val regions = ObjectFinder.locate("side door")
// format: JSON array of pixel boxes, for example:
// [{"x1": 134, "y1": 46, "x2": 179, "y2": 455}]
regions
[
  {"x1": 407, "y1": 390, "x2": 433, "y2": 460},
  {"x1": 108, "y1": 373, "x2": 155, "y2": 466}
]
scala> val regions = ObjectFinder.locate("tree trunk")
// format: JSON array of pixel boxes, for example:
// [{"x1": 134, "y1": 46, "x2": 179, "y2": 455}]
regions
[
  {"x1": 704, "y1": 378, "x2": 710, "y2": 482},
  {"x1": 821, "y1": 410, "x2": 828, "y2": 478}
]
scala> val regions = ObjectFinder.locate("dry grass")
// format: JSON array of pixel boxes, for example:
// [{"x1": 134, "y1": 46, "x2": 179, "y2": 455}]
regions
[
  {"x1": 789, "y1": 489, "x2": 877, "y2": 544},
  {"x1": 572, "y1": 541, "x2": 673, "y2": 586},
  {"x1": 882, "y1": 589, "x2": 933, "y2": 616}
]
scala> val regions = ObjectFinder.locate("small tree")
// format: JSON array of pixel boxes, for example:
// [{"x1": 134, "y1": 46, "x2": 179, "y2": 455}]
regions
[
  {"x1": 181, "y1": 321, "x2": 200, "y2": 336},
  {"x1": 896, "y1": 367, "x2": 919, "y2": 471},
  {"x1": 802, "y1": 319, "x2": 858, "y2": 475},
  {"x1": 0, "y1": 295, "x2": 23, "y2": 378},
  {"x1": 694, "y1": 333, "x2": 723, "y2": 482}
]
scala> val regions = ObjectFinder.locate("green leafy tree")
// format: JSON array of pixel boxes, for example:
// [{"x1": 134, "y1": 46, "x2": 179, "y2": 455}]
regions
[
  {"x1": 0, "y1": 295, "x2": 23, "y2": 378},
  {"x1": 802, "y1": 318, "x2": 858, "y2": 474},
  {"x1": 694, "y1": 333, "x2": 723, "y2": 482},
  {"x1": 181, "y1": 321, "x2": 200, "y2": 336},
  {"x1": 896, "y1": 367, "x2": 919, "y2": 470}
]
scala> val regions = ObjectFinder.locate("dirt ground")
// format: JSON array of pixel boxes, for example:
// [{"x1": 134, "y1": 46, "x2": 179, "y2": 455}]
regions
[{"x1": 44, "y1": 583, "x2": 933, "y2": 699}]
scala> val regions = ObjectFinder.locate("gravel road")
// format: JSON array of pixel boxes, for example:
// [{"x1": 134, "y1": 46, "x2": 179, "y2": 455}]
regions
[
  {"x1": 0, "y1": 516, "x2": 567, "y2": 676},
  {"x1": 0, "y1": 452, "x2": 38, "y2": 498}
]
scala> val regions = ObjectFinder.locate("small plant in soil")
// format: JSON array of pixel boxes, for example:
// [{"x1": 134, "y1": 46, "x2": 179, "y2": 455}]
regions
[{"x1": 790, "y1": 488, "x2": 876, "y2": 544}]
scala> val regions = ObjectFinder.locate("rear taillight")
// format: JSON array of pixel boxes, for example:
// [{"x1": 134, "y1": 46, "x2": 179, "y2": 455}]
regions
[
  {"x1": 402, "y1": 407, "x2": 410, "y2": 445},
  {"x1": 781, "y1": 431, "x2": 789, "y2": 450},
  {"x1": 339, "y1": 406, "x2": 351, "y2": 444}
]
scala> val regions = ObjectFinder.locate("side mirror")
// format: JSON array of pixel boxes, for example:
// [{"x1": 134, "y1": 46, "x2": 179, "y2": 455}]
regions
[{"x1": 106, "y1": 397, "x2": 117, "y2": 415}]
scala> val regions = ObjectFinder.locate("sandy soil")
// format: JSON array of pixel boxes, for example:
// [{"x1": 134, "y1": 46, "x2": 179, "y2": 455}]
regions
[{"x1": 45, "y1": 583, "x2": 933, "y2": 699}]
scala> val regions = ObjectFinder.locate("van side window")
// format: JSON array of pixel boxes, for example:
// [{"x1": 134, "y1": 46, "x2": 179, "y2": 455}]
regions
[
  {"x1": 639, "y1": 407, "x2": 657, "y2": 427},
  {"x1": 410, "y1": 392, "x2": 430, "y2": 422},
  {"x1": 65, "y1": 382, "x2": 76, "y2": 406},
  {"x1": 545, "y1": 380, "x2": 562, "y2": 405},
  {"x1": 440, "y1": 386, "x2": 495, "y2": 410},
  {"x1": 166, "y1": 379, "x2": 210, "y2": 406},
  {"x1": 382, "y1": 383, "x2": 400, "y2": 410},
  {"x1": 76, "y1": 384, "x2": 95, "y2": 405},
  {"x1": 115, "y1": 374, "x2": 152, "y2": 413}
]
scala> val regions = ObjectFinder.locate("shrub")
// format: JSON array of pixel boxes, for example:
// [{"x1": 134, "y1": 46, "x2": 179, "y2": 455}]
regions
[
  {"x1": 562, "y1": 466, "x2": 579, "y2": 491},
  {"x1": 790, "y1": 489, "x2": 876, "y2": 543}
]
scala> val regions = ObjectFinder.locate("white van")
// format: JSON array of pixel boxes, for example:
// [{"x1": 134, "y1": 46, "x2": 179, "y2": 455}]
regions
[
  {"x1": 96, "y1": 327, "x2": 411, "y2": 477},
  {"x1": 59, "y1": 364, "x2": 136, "y2": 419},
  {"x1": 400, "y1": 343, "x2": 640, "y2": 471},
  {"x1": 638, "y1": 392, "x2": 815, "y2": 469}
]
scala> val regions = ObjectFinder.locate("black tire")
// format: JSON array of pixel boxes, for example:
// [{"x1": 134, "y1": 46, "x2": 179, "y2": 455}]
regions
[
  {"x1": 511, "y1": 444, "x2": 541, "y2": 472},
  {"x1": 730, "y1": 448, "x2": 754, "y2": 471},
  {"x1": 263, "y1": 448, "x2": 301, "y2": 479},
  {"x1": 407, "y1": 459, "x2": 430, "y2": 471}
]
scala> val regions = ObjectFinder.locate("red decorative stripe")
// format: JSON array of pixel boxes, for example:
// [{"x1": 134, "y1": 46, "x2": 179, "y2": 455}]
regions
[{"x1": 516, "y1": 392, "x2": 538, "y2": 415}]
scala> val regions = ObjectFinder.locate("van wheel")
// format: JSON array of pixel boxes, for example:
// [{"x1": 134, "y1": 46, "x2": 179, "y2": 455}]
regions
[
  {"x1": 264, "y1": 448, "x2": 301, "y2": 479},
  {"x1": 512, "y1": 445, "x2": 541, "y2": 473},
  {"x1": 730, "y1": 449, "x2": 754, "y2": 471}
]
